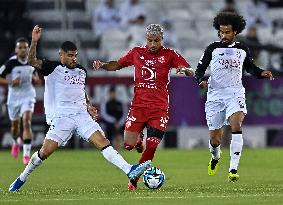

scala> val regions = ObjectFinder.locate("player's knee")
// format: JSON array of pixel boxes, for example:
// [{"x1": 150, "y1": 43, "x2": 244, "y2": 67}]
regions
[
  {"x1": 39, "y1": 146, "x2": 54, "y2": 159},
  {"x1": 230, "y1": 124, "x2": 242, "y2": 132},
  {"x1": 124, "y1": 142, "x2": 134, "y2": 151}
]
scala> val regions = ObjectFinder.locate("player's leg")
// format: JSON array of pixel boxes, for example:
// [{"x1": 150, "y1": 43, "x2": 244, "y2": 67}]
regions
[
  {"x1": 77, "y1": 114, "x2": 151, "y2": 182},
  {"x1": 227, "y1": 111, "x2": 245, "y2": 182},
  {"x1": 22, "y1": 111, "x2": 33, "y2": 164},
  {"x1": 9, "y1": 116, "x2": 74, "y2": 192},
  {"x1": 9, "y1": 139, "x2": 58, "y2": 192},
  {"x1": 134, "y1": 132, "x2": 144, "y2": 153},
  {"x1": 208, "y1": 128, "x2": 223, "y2": 176},
  {"x1": 10, "y1": 118, "x2": 21, "y2": 158},
  {"x1": 124, "y1": 131, "x2": 141, "y2": 151},
  {"x1": 139, "y1": 126, "x2": 164, "y2": 163},
  {"x1": 7, "y1": 103, "x2": 22, "y2": 158},
  {"x1": 127, "y1": 109, "x2": 167, "y2": 190},
  {"x1": 138, "y1": 108, "x2": 168, "y2": 164},
  {"x1": 205, "y1": 100, "x2": 226, "y2": 176},
  {"x1": 124, "y1": 106, "x2": 146, "y2": 152},
  {"x1": 89, "y1": 130, "x2": 134, "y2": 175}
]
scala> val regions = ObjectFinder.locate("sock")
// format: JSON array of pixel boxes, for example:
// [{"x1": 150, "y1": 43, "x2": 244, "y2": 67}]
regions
[
  {"x1": 19, "y1": 151, "x2": 44, "y2": 181},
  {"x1": 23, "y1": 139, "x2": 32, "y2": 157},
  {"x1": 101, "y1": 145, "x2": 132, "y2": 174},
  {"x1": 139, "y1": 137, "x2": 160, "y2": 164},
  {"x1": 16, "y1": 137, "x2": 22, "y2": 145},
  {"x1": 209, "y1": 140, "x2": 221, "y2": 160},
  {"x1": 229, "y1": 132, "x2": 243, "y2": 172}
]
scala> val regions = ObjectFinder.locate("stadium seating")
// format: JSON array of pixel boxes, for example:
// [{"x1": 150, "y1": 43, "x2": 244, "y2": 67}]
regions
[{"x1": 23, "y1": 0, "x2": 283, "y2": 74}]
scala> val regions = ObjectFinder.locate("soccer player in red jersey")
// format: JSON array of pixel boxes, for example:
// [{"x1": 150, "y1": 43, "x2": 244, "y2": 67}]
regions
[{"x1": 93, "y1": 24, "x2": 194, "y2": 190}]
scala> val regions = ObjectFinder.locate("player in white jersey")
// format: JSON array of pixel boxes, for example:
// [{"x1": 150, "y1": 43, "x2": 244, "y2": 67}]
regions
[
  {"x1": 0, "y1": 38, "x2": 41, "y2": 165},
  {"x1": 8, "y1": 25, "x2": 151, "y2": 192},
  {"x1": 195, "y1": 12, "x2": 274, "y2": 182}
]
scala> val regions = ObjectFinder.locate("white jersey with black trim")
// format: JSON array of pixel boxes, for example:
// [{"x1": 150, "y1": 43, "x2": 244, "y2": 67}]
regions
[
  {"x1": 0, "y1": 55, "x2": 36, "y2": 105},
  {"x1": 195, "y1": 41, "x2": 263, "y2": 100},
  {"x1": 38, "y1": 59, "x2": 88, "y2": 122}
]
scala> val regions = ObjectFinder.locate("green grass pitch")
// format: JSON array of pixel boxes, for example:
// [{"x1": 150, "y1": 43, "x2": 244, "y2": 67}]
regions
[{"x1": 0, "y1": 148, "x2": 283, "y2": 205}]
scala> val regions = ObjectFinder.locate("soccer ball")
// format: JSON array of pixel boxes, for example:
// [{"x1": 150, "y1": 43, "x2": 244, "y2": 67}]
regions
[{"x1": 143, "y1": 167, "x2": 165, "y2": 189}]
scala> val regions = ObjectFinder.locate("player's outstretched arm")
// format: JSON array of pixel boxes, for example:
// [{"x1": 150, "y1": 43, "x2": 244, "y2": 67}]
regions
[
  {"x1": 93, "y1": 60, "x2": 123, "y2": 71},
  {"x1": 0, "y1": 76, "x2": 21, "y2": 87},
  {"x1": 176, "y1": 66, "x2": 195, "y2": 77},
  {"x1": 260, "y1": 70, "x2": 274, "y2": 80},
  {"x1": 28, "y1": 25, "x2": 43, "y2": 69}
]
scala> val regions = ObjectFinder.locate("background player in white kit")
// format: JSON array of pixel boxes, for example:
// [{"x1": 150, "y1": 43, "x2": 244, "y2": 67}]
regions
[
  {"x1": 0, "y1": 37, "x2": 41, "y2": 165},
  {"x1": 195, "y1": 12, "x2": 274, "y2": 182},
  {"x1": 8, "y1": 25, "x2": 151, "y2": 192}
]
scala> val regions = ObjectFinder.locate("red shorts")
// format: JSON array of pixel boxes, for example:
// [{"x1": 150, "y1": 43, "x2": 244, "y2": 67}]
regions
[{"x1": 125, "y1": 106, "x2": 169, "y2": 132}]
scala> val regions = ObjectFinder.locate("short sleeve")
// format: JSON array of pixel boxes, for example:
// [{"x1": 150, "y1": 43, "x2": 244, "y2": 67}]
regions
[
  {"x1": 117, "y1": 48, "x2": 135, "y2": 67},
  {"x1": 38, "y1": 59, "x2": 60, "y2": 76},
  {"x1": 0, "y1": 60, "x2": 13, "y2": 78},
  {"x1": 170, "y1": 50, "x2": 190, "y2": 68}
]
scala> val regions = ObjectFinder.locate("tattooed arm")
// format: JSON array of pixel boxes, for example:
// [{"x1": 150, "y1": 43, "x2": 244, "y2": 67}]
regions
[{"x1": 28, "y1": 25, "x2": 43, "y2": 69}]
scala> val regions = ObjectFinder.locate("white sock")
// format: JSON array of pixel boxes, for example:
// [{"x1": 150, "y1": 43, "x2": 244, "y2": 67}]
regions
[
  {"x1": 209, "y1": 140, "x2": 221, "y2": 160},
  {"x1": 23, "y1": 144, "x2": 32, "y2": 157},
  {"x1": 16, "y1": 137, "x2": 22, "y2": 145},
  {"x1": 20, "y1": 151, "x2": 43, "y2": 181},
  {"x1": 101, "y1": 145, "x2": 132, "y2": 174},
  {"x1": 229, "y1": 133, "x2": 243, "y2": 172}
]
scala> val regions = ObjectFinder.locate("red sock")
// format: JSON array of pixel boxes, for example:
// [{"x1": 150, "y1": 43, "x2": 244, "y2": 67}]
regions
[{"x1": 139, "y1": 137, "x2": 160, "y2": 164}]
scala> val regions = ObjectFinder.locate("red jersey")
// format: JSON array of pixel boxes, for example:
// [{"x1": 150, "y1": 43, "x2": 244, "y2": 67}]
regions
[{"x1": 118, "y1": 46, "x2": 189, "y2": 109}]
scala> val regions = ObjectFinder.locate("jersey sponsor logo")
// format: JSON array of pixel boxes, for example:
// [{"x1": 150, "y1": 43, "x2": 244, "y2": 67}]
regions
[
  {"x1": 157, "y1": 56, "x2": 165, "y2": 63},
  {"x1": 141, "y1": 66, "x2": 156, "y2": 81},
  {"x1": 64, "y1": 74, "x2": 85, "y2": 85},
  {"x1": 218, "y1": 59, "x2": 241, "y2": 69},
  {"x1": 139, "y1": 66, "x2": 157, "y2": 89}
]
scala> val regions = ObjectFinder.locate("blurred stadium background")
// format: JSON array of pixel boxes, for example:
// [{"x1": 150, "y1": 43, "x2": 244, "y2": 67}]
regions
[{"x1": 1, "y1": 0, "x2": 283, "y2": 150}]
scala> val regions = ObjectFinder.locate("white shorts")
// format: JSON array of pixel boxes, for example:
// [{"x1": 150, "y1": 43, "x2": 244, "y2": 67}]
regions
[
  {"x1": 7, "y1": 100, "x2": 35, "y2": 121},
  {"x1": 46, "y1": 113, "x2": 104, "y2": 146},
  {"x1": 205, "y1": 96, "x2": 247, "y2": 130}
]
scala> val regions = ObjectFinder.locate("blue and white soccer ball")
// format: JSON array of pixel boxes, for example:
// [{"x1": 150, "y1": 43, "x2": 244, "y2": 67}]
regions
[{"x1": 143, "y1": 167, "x2": 165, "y2": 189}]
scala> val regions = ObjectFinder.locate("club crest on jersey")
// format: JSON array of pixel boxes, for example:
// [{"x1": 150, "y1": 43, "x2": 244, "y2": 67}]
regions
[
  {"x1": 158, "y1": 56, "x2": 165, "y2": 63},
  {"x1": 79, "y1": 70, "x2": 86, "y2": 78}
]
